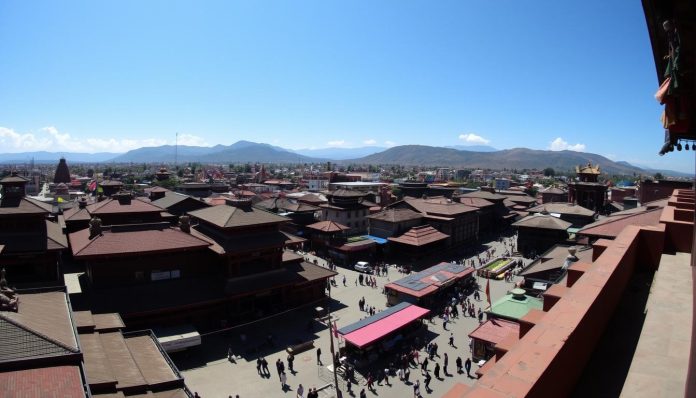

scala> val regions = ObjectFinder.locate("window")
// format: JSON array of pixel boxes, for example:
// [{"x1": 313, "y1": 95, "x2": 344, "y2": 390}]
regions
[{"x1": 151, "y1": 269, "x2": 181, "y2": 281}]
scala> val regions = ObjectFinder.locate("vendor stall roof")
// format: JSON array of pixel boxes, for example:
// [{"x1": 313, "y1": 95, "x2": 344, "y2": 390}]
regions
[
  {"x1": 385, "y1": 262, "x2": 474, "y2": 298},
  {"x1": 338, "y1": 302, "x2": 429, "y2": 349}
]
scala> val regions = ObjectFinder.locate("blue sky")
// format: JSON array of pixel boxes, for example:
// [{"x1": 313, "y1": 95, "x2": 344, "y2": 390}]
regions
[{"x1": 0, "y1": 1, "x2": 691, "y2": 171}]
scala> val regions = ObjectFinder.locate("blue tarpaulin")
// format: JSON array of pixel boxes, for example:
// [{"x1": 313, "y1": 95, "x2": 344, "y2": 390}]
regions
[{"x1": 364, "y1": 235, "x2": 388, "y2": 245}]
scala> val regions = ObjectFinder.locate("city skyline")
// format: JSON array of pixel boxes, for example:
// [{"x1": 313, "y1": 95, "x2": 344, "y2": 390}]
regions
[{"x1": 1, "y1": 1, "x2": 692, "y2": 171}]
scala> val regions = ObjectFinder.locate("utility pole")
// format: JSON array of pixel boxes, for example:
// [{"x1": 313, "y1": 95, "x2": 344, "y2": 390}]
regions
[
  {"x1": 326, "y1": 281, "x2": 341, "y2": 396},
  {"x1": 175, "y1": 132, "x2": 178, "y2": 168}
]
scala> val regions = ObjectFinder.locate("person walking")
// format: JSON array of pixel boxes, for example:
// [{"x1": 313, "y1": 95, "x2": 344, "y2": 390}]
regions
[
  {"x1": 448, "y1": 333, "x2": 454, "y2": 347},
  {"x1": 413, "y1": 380, "x2": 421, "y2": 398},
  {"x1": 316, "y1": 347, "x2": 322, "y2": 365},
  {"x1": 443, "y1": 353, "x2": 449, "y2": 375},
  {"x1": 456, "y1": 356, "x2": 463, "y2": 374},
  {"x1": 287, "y1": 353, "x2": 295, "y2": 373},
  {"x1": 424, "y1": 372, "x2": 432, "y2": 392},
  {"x1": 280, "y1": 371, "x2": 287, "y2": 390},
  {"x1": 360, "y1": 389, "x2": 367, "y2": 398},
  {"x1": 465, "y1": 357, "x2": 472, "y2": 377},
  {"x1": 296, "y1": 383, "x2": 304, "y2": 398},
  {"x1": 434, "y1": 362, "x2": 440, "y2": 379}
]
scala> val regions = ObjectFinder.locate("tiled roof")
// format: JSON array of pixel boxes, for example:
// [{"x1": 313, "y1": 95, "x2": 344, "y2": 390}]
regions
[
  {"x1": 280, "y1": 231, "x2": 307, "y2": 245},
  {"x1": 528, "y1": 203, "x2": 596, "y2": 217},
  {"x1": 386, "y1": 262, "x2": 473, "y2": 297},
  {"x1": 367, "y1": 208, "x2": 423, "y2": 222},
  {"x1": 577, "y1": 207, "x2": 663, "y2": 239},
  {"x1": 469, "y1": 318, "x2": 520, "y2": 345},
  {"x1": 0, "y1": 366, "x2": 86, "y2": 397},
  {"x1": 188, "y1": 203, "x2": 288, "y2": 229},
  {"x1": 0, "y1": 197, "x2": 52, "y2": 216},
  {"x1": 542, "y1": 187, "x2": 566, "y2": 194},
  {"x1": 69, "y1": 225, "x2": 210, "y2": 259},
  {"x1": 0, "y1": 290, "x2": 79, "y2": 362},
  {"x1": 63, "y1": 206, "x2": 92, "y2": 221},
  {"x1": 456, "y1": 197, "x2": 494, "y2": 208},
  {"x1": 189, "y1": 227, "x2": 287, "y2": 255},
  {"x1": 81, "y1": 331, "x2": 182, "y2": 392},
  {"x1": 388, "y1": 225, "x2": 449, "y2": 246},
  {"x1": 402, "y1": 197, "x2": 478, "y2": 216},
  {"x1": 459, "y1": 191, "x2": 508, "y2": 201},
  {"x1": 151, "y1": 192, "x2": 205, "y2": 209},
  {"x1": 87, "y1": 198, "x2": 163, "y2": 215},
  {"x1": 520, "y1": 244, "x2": 593, "y2": 277},
  {"x1": 512, "y1": 213, "x2": 572, "y2": 230},
  {"x1": 46, "y1": 220, "x2": 68, "y2": 250},
  {"x1": 255, "y1": 197, "x2": 320, "y2": 213},
  {"x1": 296, "y1": 193, "x2": 327, "y2": 203},
  {"x1": 306, "y1": 220, "x2": 350, "y2": 232}
]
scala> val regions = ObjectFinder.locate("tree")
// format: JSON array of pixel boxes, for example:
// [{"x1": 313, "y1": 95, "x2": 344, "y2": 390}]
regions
[
  {"x1": 543, "y1": 167, "x2": 555, "y2": 177},
  {"x1": 654, "y1": 172, "x2": 664, "y2": 180}
]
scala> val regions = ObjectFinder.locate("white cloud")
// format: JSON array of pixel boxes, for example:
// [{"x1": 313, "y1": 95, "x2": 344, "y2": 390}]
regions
[
  {"x1": 384, "y1": 140, "x2": 397, "y2": 147},
  {"x1": 548, "y1": 137, "x2": 586, "y2": 152},
  {"x1": 327, "y1": 140, "x2": 348, "y2": 147},
  {"x1": 0, "y1": 126, "x2": 208, "y2": 153},
  {"x1": 176, "y1": 134, "x2": 209, "y2": 147},
  {"x1": 363, "y1": 139, "x2": 377, "y2": 145},
  {"x1": 458, "y1": 133, "x2": 490, "y2": 145},
  {"x1": 0, "y1": 127, "x2": 52, "y2": 151}
]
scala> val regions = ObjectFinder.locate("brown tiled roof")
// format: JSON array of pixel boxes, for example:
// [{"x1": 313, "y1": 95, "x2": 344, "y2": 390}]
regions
[
  {"x1": 188, "y1": 203, "x2": 288, "y2": 229},
  {"x1": 297, "y1": 193, "x2": 326, "y2": 204},
  {"x1": 520, "y1": 245, "x2": 593, "y2": 276},
  {"x1": 577, "y1": 207, "x2": 662, "y2": 239},
  {"x1": 0, "y1": 173, "x2": 29, "y2": 183},
  {"x1": 505, "y1": 195, "x2": 537, "y2": 204},
  {"x1": 69, "y1": 225, "x2": 210, "y2": 259},
  {"x1": 0, "y1": 366, "x2": 86, "y2": 397},
  {"x1": 528, "y1": 203, "x2": 596, "y2": 217},
  {"x1": 46, "y1": 220, "x2": 68, "y2": 250},
  {"x1": 388, "y1": 225, "x2": 449, "y2": 246},
  {"x1": 456, "y1": 197, "x2": 494, "y2": 208},
  {"x1": 0, "y1": 196, "x2": 52, "y2": 216},
  {"x1": 151, "y1": 192, "x2": 209, "y2": 210},
  {"x1": 63, "y1": 206, "x2": 92, "y2": 221},
  {"x1": 512, "y1": 213, "x2": 572, "y2": 230},
  {"x1": 402, "y1": 197, "x2": 478, "y2": 216},
  {"x1": 189, "y1": 227, "x2": 287, "y2": 255},
  {"x1": 459, "y1": 191, "x2": 507, "y2": 201},
  {"x1": 255, "y1": 197, "x2": 320, "y2": 213},
  {"x1": 281, "y1": 231, "x2": 307, "y2": 245},
  {"x1": 469, "y1": 318, "x2": 520, "y2": 345},
  {"x1": 367, "y1": 208, "x2": 422, "y2": 222},
  {"x1": 307, "y1": 220, "x2": 350, "y2": 232},
  {"x1": 0, "y1": 290, "x2": 79, "y2": 362},
  {"x1": 87, "y1": 198, "x2": 164, "y2": 215},
  {"x1": 542, "y1": 187, "x2": 566, "y2": 194}
]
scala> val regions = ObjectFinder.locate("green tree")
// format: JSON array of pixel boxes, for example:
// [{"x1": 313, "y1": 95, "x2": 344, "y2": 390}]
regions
[
  {"x1": 654, "y1": 172, "x2": 664, "y2": 180},
  {"x1": 543, "y1": 167, "x2": 555, "y2": 177}
]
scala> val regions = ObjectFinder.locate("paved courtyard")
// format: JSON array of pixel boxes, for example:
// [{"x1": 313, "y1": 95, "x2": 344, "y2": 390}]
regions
[{"x1": 176, "y1": 235, "x2": 525, "y2": 398}]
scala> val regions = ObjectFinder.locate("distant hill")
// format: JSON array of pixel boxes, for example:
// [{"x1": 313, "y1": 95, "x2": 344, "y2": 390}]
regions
[
  {"x1": 616, "y1": 160, "x2": 694, "y2": 178},
  {"x1": 110, "y1": 140, "x2": 321, "y2": 163},
  {"x1": 444, "y1": 145, "x2": 498, "y2": 152},
  {"x1": 348, "y1": 145, "x2": 647, "y2": 175},
  {"x1": 0, "y1": 151, "x2": 119, "y2": 163},
  {"x1": 292, "y1": 146, "x2": 386, "y2": 160}
]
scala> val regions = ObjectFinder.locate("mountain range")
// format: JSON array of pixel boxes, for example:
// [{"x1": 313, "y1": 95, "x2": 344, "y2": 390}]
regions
[{"x1": 0, "y1": 140, "x2": 690, "y2": 177}]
